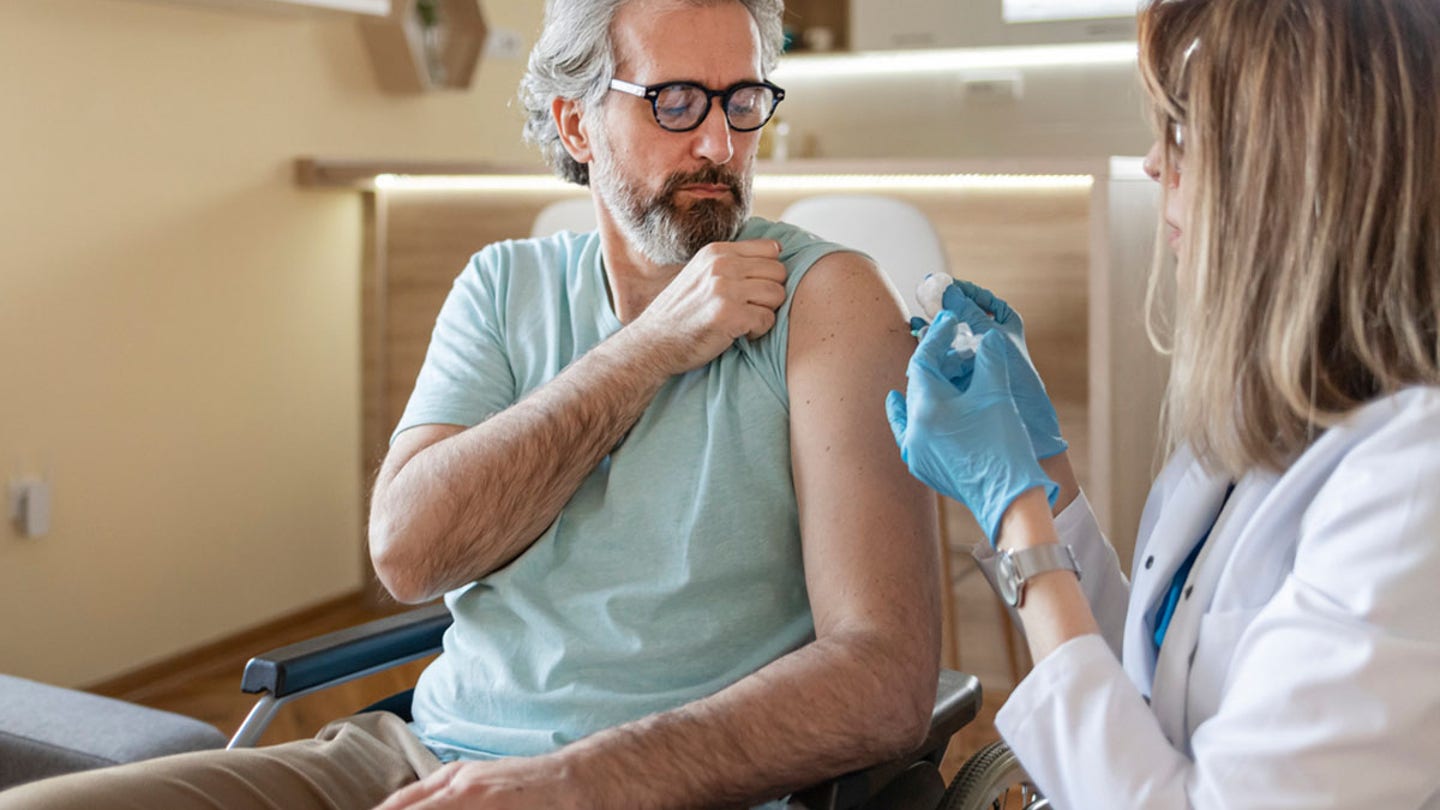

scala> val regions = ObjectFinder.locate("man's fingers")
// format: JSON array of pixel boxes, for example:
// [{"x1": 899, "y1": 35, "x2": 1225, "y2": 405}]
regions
[
  {"x1": 375, "y1": 780, "x2": 435, "y2": 809},
  {"x1": 726, "y1": 238, "x2": 783, "y2": 259},
  {"x1": 741, "y1": 277, "x2": 788, "y2": 310},
  {"x1": 743, "y1": 303, "x2": 778, "y2": 340},
  {"x1": 742, "y1": 256, "x2": 788, "y2": 284}
]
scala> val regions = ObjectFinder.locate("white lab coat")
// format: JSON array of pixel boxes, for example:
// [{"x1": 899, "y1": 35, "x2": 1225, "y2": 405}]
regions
[{"x1": 977, "y1": 386, "x2": 1440, "y2": 809}]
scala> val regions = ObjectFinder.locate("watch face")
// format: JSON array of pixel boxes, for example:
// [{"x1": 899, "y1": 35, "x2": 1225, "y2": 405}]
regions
[{"x1": 996, "y1": 551, "x2": 1020, "y2": 606}]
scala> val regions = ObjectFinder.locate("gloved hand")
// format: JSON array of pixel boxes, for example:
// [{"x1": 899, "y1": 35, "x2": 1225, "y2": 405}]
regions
[
  {"x1": 886, "y1": 313, "x2": 1058, "y2": 544},
  {"x1": 940, "y1": 280, "x2": 1069, "y2": 460}
]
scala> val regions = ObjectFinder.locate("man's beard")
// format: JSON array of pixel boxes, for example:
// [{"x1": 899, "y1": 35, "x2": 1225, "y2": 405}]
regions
[{"x1": 592, "y1": 155, "x2": 753, "y2": 266}]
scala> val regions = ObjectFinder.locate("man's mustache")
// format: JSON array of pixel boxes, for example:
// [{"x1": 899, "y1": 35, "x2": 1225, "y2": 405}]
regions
[{"x1": 656, "y1": 166, "x2": 745, "y2": 205}]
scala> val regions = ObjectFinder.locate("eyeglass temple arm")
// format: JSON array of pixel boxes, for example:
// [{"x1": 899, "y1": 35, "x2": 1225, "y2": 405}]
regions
[{"x1": 608, "y1": 78, "x2": 648, "y2": 97}]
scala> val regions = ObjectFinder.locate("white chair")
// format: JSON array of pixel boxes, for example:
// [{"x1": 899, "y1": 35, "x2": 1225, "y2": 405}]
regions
[
  {"x1": 530, "y1": 196, "x2": 597, "y2": 238},
  {"x1": 780, "y1": 194, "x2": 950, "y2": 318},
  {"x1": 780, "y1": 194, "x2": 969, "y2": 673}
]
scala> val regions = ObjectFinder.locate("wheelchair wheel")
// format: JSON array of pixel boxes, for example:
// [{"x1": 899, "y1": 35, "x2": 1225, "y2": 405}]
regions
[{"x1": 940, "y1": 740, "x2": 1048, "y2": 810}]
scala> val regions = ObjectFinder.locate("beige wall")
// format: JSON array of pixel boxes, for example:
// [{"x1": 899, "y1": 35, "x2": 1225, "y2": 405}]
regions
[
  {"x1": 0, "y1": 0, "x2": 1149, "y2": 689},
  {"x1": 774, "y1": 62, "x2": 1154, "y2": 160},
  {"x1": 0, "y1": 0, "x2": 544, "y2": 687}
]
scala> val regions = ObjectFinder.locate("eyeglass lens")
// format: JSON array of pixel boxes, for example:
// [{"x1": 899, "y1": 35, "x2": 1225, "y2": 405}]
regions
[{"x1": 653, "y1": 84, "x2": 777, "y2": 131}]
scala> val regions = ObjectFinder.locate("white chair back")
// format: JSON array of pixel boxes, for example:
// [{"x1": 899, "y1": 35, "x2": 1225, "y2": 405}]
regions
[
  {"x1": 779, "y1": 194, "x2": 949, "y2": 317},
  {"x1": 530, "y1": 196, "x2": 597, "y2": 238}
]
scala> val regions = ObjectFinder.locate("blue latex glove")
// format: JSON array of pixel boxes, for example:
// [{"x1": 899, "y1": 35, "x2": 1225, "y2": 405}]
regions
[
  {"x1": 887, "y1": 313, "x2": 1058, "y2": 544},
  {"x1": 940, "y1": 280, "x2": 1069, "y2": 460}
]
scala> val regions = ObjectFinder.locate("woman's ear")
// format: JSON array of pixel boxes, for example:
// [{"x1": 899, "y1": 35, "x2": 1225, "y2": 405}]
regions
[{"x1": 553, "y1": 97, "x2": 593, "y2": 164}]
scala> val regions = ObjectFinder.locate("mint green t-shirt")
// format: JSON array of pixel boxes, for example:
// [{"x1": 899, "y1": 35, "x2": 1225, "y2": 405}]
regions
[{"x1": 395, "y1": 218, "x2": 848, "y2": 761}]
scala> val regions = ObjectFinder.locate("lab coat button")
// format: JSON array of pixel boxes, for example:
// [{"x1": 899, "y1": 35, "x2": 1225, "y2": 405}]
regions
[
  {"x1": 1184, "y1": 585, "x2": 1194, "y2": 599},
  {"x1": 1145, "y1": 555, "x2": 1155, "y2": 570}
]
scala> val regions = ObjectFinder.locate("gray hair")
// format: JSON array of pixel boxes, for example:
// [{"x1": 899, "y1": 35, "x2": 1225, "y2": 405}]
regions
[{"x1": 518, "y1": 0, "x2": 785, "y2": 186}]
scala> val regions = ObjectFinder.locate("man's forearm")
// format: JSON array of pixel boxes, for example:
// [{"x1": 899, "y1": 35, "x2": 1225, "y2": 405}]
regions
[
  {"x1": 551, "y1": 630, "x2": 936, "y2": 810},
  {"x1": 370, "y1": 327, "x2": 672, "y2": 602}
]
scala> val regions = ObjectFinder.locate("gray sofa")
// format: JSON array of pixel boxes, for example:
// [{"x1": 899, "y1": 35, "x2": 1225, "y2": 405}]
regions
[{"x1": 0, "y1": 673, "x2": 226, "y2": 791}]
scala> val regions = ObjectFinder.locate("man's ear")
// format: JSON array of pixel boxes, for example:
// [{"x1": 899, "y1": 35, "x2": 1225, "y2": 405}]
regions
[{"x1": 553, "y1": 97, "x2": 593, "y2": 164}]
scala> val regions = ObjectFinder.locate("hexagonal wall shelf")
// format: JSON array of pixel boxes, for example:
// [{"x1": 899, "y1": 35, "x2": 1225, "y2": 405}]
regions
[{"x1": 359, "y1": 0, "x2": 488, "y2": 92}]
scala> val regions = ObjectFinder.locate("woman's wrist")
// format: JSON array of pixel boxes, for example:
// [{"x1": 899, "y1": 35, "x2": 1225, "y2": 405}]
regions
[
  {"x1": 996, "y1": 487, "x2": 1062, "y2": 552},
  {"x1": 1038, "y1": 451, "x2": 1080, "y2": 516}
]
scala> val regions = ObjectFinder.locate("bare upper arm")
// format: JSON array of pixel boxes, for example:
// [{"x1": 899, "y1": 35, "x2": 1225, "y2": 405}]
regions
[{"x1": 786, "y1": 251, "x2": 941, "y2": 650}]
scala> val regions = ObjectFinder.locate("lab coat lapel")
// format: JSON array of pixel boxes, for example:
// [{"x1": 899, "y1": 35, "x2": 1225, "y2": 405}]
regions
[
  {"x1": 1121, "y1": 458, "x2": 1229, "y2": 740},
  {"x1": 1147, "y1": 473, "x2": 1277, "y2": 749}
]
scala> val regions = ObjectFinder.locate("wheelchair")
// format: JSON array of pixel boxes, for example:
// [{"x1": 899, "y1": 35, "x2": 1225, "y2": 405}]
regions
[
  {"x1": 230, "y1": 602, "x2": 1025, "y2": 810},
  {"x1": 936, "y1": 740, "x2": 1046, "y2": 810}
]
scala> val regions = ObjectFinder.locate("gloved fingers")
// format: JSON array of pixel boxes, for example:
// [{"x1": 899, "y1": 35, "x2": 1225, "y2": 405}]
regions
[
  {"x1": 912, "y1": 309, "x2": 961, "y2": 374},
  {"x1": 940, "y1": 284, "x2": 996, "y2": 332},
  {"x1": 939, "y1": 350, "x2": 975, "y2": 390},
  {"x1": 884, "y1": 389, "x2": 908, "y2": 453},
  {"x1": 952, "y1": 279, "x2": 1016, "y2": 325},
  {"x1": 967, "y1": 330, "x2": 1015, "y2": 398},
  {"x1": 997, "y1": 332, "x2": 1046, "y2": 388}
]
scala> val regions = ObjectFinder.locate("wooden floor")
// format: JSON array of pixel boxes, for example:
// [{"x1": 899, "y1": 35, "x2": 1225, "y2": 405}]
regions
[{"x1": 91, "y1": 511, "x2": 1026, "y2": 783}]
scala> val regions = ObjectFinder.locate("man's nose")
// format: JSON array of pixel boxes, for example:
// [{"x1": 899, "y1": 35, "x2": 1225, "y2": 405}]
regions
[{"x1": 691, "y1": 99, "x2": 734, "y2": 165}]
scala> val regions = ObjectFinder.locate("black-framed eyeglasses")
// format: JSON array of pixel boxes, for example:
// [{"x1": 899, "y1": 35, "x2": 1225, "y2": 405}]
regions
[{"x1": 608, "y1": 78, "x2": 785, "y2": 133}]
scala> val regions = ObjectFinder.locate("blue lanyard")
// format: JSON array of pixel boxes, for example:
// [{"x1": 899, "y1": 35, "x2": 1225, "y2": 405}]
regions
[{"x1": 1152, "y1": 484, "x2": 1235, "y2": 654}]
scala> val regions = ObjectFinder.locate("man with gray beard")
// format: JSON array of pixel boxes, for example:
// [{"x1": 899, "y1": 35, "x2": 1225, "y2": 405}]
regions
[
  {"x1": 0, "y1": 1, "x2": 939, "y2": 808},
  {"x1": 368, "y1": 3, "x2": 939, "y2": 803}
]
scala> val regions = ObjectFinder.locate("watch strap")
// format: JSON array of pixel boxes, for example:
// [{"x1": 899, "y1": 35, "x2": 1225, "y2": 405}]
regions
[{"x1": 1001, "y1": 543, "x2": 1081, "y2": 607}]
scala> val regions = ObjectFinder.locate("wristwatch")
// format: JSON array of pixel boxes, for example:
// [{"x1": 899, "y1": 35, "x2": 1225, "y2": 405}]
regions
[{"x1": 995, "y1": 544, "x2": 1081, "y2": 607}]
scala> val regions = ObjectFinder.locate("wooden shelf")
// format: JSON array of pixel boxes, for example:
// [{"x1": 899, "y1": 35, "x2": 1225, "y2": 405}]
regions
[
  {"x1": 358, "y1": 0, "x2": 488, "y2": 92},
  {"x1": 783, "y1": 0, "x2": 849, "y2": 52},
  {"x1": 293, "y1": 156, "x2": 1121, "y2": 189},
  {"x1": 156, "y1": 0, "x2": 390, "y2": 14}
]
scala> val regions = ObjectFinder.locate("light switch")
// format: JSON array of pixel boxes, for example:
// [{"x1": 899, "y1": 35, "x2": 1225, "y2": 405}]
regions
[{"x1": 8, "y1": 478, "x2": 50, "y2": 539}]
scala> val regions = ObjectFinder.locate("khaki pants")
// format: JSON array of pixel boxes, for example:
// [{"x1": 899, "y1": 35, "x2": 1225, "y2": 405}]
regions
[{"x1": 0, "y1": 712, "x2": 442, "y2": 810}]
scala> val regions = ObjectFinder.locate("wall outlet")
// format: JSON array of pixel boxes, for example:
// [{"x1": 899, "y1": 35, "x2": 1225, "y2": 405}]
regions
[
  {"x1": 8, "y1": 478, "x2": 50, "y2": 539},
  {"x1": 484, "y1": 28, "x2": 526, "y2": 61},
  {"x1": 956, "y1": 69, "x2": 1026, "y2": 103}
]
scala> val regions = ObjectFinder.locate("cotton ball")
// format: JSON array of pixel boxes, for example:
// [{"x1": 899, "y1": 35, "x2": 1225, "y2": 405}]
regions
[
  {"x1": 913, "y1": 273, "x2": 983, "y2": 357},
  {"x1": 950, "y1": 320, "x2": 982, "y2": 357},
  {"x1": 915, "y1": 272, "x2": 954, "y2": 322}
]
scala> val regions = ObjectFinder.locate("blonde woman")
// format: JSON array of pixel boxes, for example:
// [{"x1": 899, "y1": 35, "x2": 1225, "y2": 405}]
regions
[{"x1": 887, "y1": 0, "x2": 1440, "y2": 806}]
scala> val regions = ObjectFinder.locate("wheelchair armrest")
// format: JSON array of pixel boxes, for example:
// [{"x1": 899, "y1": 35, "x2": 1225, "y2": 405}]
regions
[
  {"x1": 918, "y1": 669, "x2": 982, "y2": 756},
  {"x1": 240, "y1": 602, "x2": 452, "y2": 699},
  {"x1": 789, "y1": 669, "x2": 981, "y2": 810}
]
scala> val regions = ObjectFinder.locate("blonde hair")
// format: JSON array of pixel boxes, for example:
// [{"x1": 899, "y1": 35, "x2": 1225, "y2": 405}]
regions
[{"x1": 1139, "y1": 0, "x2": 1440, "y2": 477}]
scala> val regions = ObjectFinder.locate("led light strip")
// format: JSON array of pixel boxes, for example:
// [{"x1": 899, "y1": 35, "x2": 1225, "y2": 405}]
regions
[
  {"x1": 756, "y1": 173, "x2": 1092, "y2": 191},
  {"x1": 374, "y1": 173, "x2": 1093, "y2": 193},
  {"x1": 374, "y1": 174, "x2": 576, "y2": 192},
  {"x1": 771, "y1": 41, "x2": 1138, "y2": 80}
]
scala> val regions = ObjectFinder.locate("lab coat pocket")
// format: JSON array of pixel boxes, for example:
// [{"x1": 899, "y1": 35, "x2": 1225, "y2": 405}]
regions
[{"x1": 1185, "y1": 607, "x2": 1261, "y2": 741}]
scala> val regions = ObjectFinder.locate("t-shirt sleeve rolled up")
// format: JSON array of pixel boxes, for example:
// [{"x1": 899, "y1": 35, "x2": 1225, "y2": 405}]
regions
[{"x1": 392, "y1": 249, "x2": 517, "y2": 443}]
